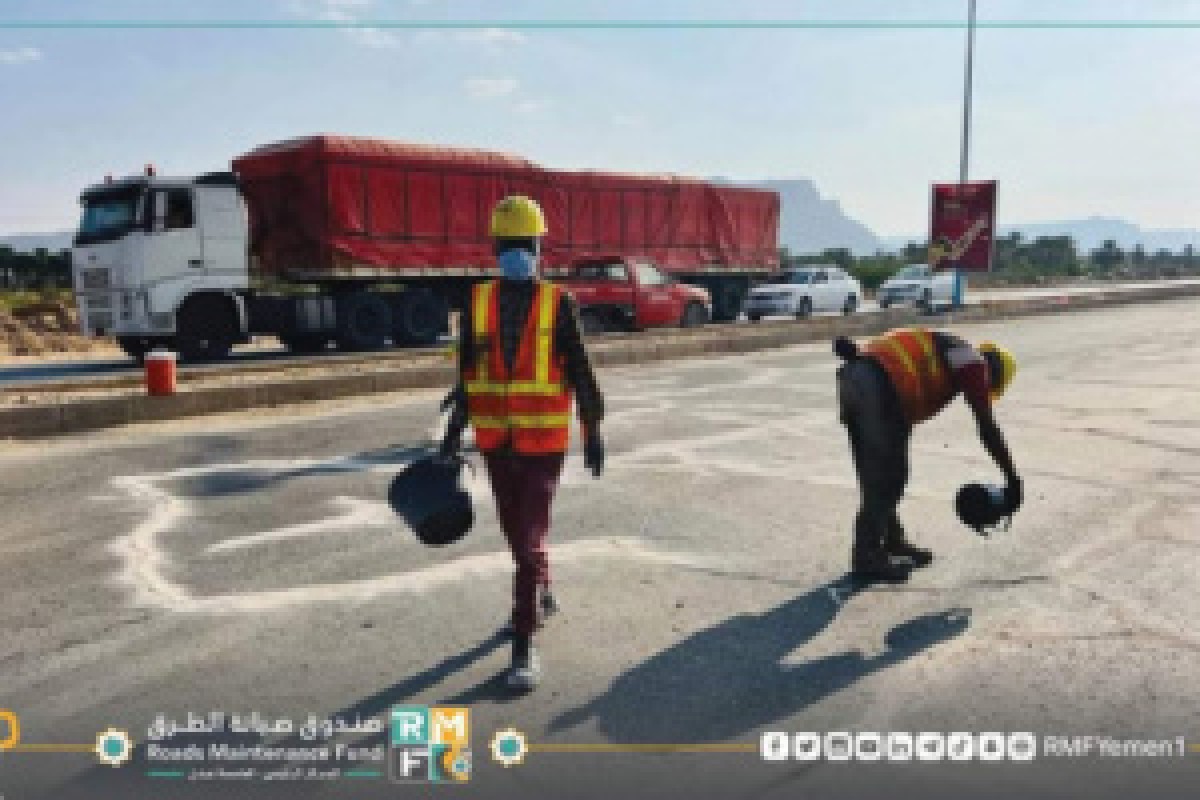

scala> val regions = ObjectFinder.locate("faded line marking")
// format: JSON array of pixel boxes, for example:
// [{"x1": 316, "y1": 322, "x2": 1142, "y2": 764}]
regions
[{"x1": 111, "y1": 457, "x2": 707, "y2": 614}]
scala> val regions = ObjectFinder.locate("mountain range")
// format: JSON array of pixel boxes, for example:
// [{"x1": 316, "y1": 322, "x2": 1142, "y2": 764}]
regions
[
  {"x1": 725, "y1": 179, "x2": 884, "y2": 256},
  {"x1": 4, "y1": 191, "x2": 1198, "y2": 258}
]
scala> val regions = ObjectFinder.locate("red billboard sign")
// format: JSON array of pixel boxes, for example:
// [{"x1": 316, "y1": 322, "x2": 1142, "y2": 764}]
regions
[{"x1": 928, "y1": 180, "x2": 997, "y2": 272}]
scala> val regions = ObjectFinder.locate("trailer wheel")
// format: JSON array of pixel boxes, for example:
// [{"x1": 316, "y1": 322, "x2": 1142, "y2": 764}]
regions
[
  {"x1": 709, "y1": 280, "x2": 747, "y2": 323},
  {"x1": 279, "y1": 333, "x2": 329, "y2": 354},
  {"x1": 175, "y1": 294, "x2": 237, "y2": 362},
  {"x1": 393, "y1": 289, "x2": 448, "y2": 347},
  {"x1": 335, "y1": 291, "x2": 392, "y2": 351}
]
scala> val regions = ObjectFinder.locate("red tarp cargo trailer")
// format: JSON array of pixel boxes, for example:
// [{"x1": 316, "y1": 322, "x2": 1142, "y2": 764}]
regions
[{"x1": 232, "y1": 135, "x2": 779, "y2": 279}]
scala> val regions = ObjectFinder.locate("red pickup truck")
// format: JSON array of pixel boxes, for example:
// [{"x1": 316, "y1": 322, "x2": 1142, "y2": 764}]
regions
[{"x1": 558, "y1": 257, "x2": 712, "y2": 333}]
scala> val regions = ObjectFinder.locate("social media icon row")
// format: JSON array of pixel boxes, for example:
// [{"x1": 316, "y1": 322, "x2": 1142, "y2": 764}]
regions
[{"x1": 761, "y1": 732, "x2": 1037, "y2": 762}]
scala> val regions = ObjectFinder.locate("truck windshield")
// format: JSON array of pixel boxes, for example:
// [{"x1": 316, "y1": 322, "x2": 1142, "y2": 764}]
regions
[
  {"x1": 782, "y1": 271, "x2": 814, "y2": 284},
  {"x1": 75, "y1": 186, "x2": 143, "y2": 246}
]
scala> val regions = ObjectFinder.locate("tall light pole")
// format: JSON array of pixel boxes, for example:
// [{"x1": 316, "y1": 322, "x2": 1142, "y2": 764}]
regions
[
  {"x1": 951, "y1": 0, "x2": 978, "y2": 308},
  {"x1": 960, "y1": 0, "x2": 977, "y2": 184}
]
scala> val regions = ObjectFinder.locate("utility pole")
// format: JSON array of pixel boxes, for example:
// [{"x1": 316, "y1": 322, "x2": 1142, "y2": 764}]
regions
[
  {"x1": 952, "y1": 0, "x2": 977, "y2": 308},
  {"x1": 961, "y1": 0, "x2": 977, "y2": 184}
]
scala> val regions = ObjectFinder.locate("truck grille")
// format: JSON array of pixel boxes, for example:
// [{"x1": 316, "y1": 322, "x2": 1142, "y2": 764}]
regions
[
  {"x1": 85, "y1": 294, "x2": 113, "y2": 310},
  {"x1": 88, "y1": 312, "x2": 115, "y2": 332},
  {"x1": 80, "y1": 267, "x2": 112, "y2": 290}
]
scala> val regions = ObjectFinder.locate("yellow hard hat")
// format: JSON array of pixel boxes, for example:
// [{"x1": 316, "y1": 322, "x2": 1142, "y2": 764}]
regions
[
  {"x1": 489, "y1": 195, "x2": 547, "y2": 238},
  {"x1": 978, "y1": 341, "x2": 1017, "y2": 400}
]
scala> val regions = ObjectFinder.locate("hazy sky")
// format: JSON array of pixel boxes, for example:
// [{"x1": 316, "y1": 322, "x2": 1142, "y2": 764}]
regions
[{"x1": 2, "y1": 0, "x2": 1199, "y2": 236}]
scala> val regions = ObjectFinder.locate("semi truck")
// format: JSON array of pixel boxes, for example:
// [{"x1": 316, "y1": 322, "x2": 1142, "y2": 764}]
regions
[{"x1": 71, "y1": 135, "x2": 779, "y2": 362}]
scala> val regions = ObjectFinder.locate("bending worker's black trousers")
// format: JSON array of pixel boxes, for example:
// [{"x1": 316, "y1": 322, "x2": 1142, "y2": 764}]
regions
[{"x1": 837, "y1": 358, "x2": 913, "y2": 554}]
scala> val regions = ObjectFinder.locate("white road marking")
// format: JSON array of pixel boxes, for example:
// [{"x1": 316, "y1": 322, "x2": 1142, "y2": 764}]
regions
[
  {"x1": 204, "y1": 495, "x2": 397, "y2": 554},
  {"x1": 110, "y1": 457, "x2": 708, "y2": 614}
]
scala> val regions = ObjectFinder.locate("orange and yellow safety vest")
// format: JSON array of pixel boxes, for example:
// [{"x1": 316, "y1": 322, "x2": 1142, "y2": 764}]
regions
[
  {"x1": 863, "y1": 327, "x2": 955, "y2": 424},
  {"x1": 465, "y1": 280, "x2": 572, "y2": 454}
]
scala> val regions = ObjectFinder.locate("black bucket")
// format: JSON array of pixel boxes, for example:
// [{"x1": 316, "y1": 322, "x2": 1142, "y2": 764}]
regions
[
  {"x1": 389, "y1": 456, "x2": 474, "y2": 547},
  {"x1": 955, "y1": 482, "x2": 1010, "y2": 535}
]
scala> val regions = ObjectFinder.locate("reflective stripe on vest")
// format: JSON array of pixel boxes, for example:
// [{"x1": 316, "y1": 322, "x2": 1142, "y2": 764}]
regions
[
  {"x1": 863, "y1": 328, "x2": 954, "y2": 424},
  {"x1": 464, "y1": 280, "x2": 572, "y2": 454}
]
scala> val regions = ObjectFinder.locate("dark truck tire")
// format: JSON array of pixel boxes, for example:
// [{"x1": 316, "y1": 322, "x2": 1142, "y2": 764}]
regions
[
  {"x1": 279, "y1": 333, "x2": 329, "y2": 354},
  {"x1": 709, "y1": 280, "x2": 748, "y2": 323},
  {"x1": 117, "y1": 336, "x2": 154, "y2": 363},
  {"x1": 175, "y1": 294, "x2": 238, "y2": 362},
  {"x1": 680, "y1": 302, "x2": 709, "y2": 328},
  {"x1": 335, "y1": 291, "x2": 392, "y2": 351},
  {"x1": 392, "y1": 288, "x2": 448, "y2": 347}
]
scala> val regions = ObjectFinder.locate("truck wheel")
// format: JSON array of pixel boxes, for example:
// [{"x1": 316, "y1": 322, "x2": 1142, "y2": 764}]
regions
[
  {"x1": 393, "y1": 288, "x2": 448, "y2": 347},
  {"x1": 279, "y1": 333, "x2": 329, "y2": 354},
  {"x1": 336, "y1": 291, "x2": 392, "y2": 351},
  {"x1": 579, "y1": 309, "x2": 607, "y2": 334},
  {"x1": 920, "y1": 289, "x2": 934, "y2": 313},
  {"x1": 842, "y1": 294, "x2": 858, "y2": 315},
  {"x1": 117, "y1": 336, "x2": 153, "y2": 364},
  {"x1": 175, "y1": 294, "x2": 237, "y2": 362},
  {"x1": 795, "y1": 297, "x2": 813, "y2": 319},
  {"x1": 680, "y1": 302, "x2": 709, "y2": 328}
]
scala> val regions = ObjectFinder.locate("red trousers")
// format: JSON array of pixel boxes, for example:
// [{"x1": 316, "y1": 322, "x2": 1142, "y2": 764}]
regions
[{"x1": 483, "y1": 450, "x2": 566, "y2": 636}]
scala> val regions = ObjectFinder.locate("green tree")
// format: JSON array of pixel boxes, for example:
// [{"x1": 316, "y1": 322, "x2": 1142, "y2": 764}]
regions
[
  {"x1": 900, "y1": 241, "x2": 927, "y2": 264},
  {"x1": 819, "y1": 248, "x2": 854, "y2": 270},
  {"x1": 1090, "y1": 239, "x2": 1124, "y2": 271}
]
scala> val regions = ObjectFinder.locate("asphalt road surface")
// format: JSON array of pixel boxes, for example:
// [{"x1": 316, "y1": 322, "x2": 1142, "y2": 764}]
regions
[
  {"x1": 4, "y1": 280, "x2": 1197, "y2": 387},
  {"x1": 2, "y1": 299, "x2": 1200, "y2": 799}
]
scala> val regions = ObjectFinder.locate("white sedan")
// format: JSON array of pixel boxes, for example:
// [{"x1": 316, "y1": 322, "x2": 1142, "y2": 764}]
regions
[
  {"x1": 877, "y1": 264, "x2": 959, "y2": 310},
  {"x1": 743, "y1": 266, "x2": 863, "y2": 321}
]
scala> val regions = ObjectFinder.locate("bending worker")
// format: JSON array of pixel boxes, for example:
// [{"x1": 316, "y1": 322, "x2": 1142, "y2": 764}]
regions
[
  {"x1": 441, "y1": 195, "x2": 605, "y2": 692},
  {"x1": 833, "y1": 328, "x2": 1021, "y2": 583}
]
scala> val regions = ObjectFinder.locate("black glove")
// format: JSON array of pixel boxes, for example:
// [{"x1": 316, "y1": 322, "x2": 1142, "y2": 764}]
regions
[
  {"x1": 584, "y1": 428, "x2": 605, "y2": 478},
  {"x1": 1004, "y1": 476, "x2": 1023, "y2": 514},
  {"x1": 439, "y1": 425, "x2": 463, "y2": 462}
]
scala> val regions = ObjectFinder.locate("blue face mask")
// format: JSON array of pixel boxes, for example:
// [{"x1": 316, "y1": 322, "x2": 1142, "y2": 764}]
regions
[{"x1": 497, "y1": 248, "x2": 538, "y2": 281}]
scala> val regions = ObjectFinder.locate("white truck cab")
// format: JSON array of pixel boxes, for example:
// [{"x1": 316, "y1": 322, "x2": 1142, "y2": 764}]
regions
[{"x1": 72, "y1": 169, "x2": 250, "y2": 360}]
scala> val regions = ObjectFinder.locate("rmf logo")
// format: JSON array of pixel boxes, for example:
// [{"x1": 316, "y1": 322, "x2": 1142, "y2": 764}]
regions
[
  {"x1": 431, "y1": 707, "x2": 469, "y2": 748},
  {"x1": 0, "y1": 709, "x2": 20, "y2": 750}
]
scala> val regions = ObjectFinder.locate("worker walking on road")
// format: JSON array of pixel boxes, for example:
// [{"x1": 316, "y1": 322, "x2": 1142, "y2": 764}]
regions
[
  {"x1": 833, "y1": 328, "x2": 1022, "y2": 583},
  {"x1": 440, "y1": 195, "x2": 605, "y2": 691}
]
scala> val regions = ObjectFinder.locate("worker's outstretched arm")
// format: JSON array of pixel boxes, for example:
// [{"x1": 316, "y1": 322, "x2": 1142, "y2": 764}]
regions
[{"x1": 967, "y1": 394, "x2": 1022, "y2": 512}]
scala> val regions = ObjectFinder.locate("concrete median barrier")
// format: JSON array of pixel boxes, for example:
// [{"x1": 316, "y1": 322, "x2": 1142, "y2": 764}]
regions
[{"x1": 2, "y1": 282, "x2": 1198, "y2": 439}]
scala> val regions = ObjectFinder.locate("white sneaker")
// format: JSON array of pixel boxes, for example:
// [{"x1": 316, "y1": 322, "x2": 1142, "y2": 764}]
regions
[{"x1": 507, "y1": 647, "x2": 542, "y2": 692}]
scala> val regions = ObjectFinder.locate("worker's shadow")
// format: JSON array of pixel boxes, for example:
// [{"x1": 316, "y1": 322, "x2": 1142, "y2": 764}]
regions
[{"x1": 548, "y1": 576, "x2": 970, "y2": 743}]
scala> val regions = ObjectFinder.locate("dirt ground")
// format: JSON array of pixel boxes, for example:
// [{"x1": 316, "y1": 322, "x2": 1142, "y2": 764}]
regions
[{"x1": 0, "y1": 304, "x2": 118, "y2": 359}]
